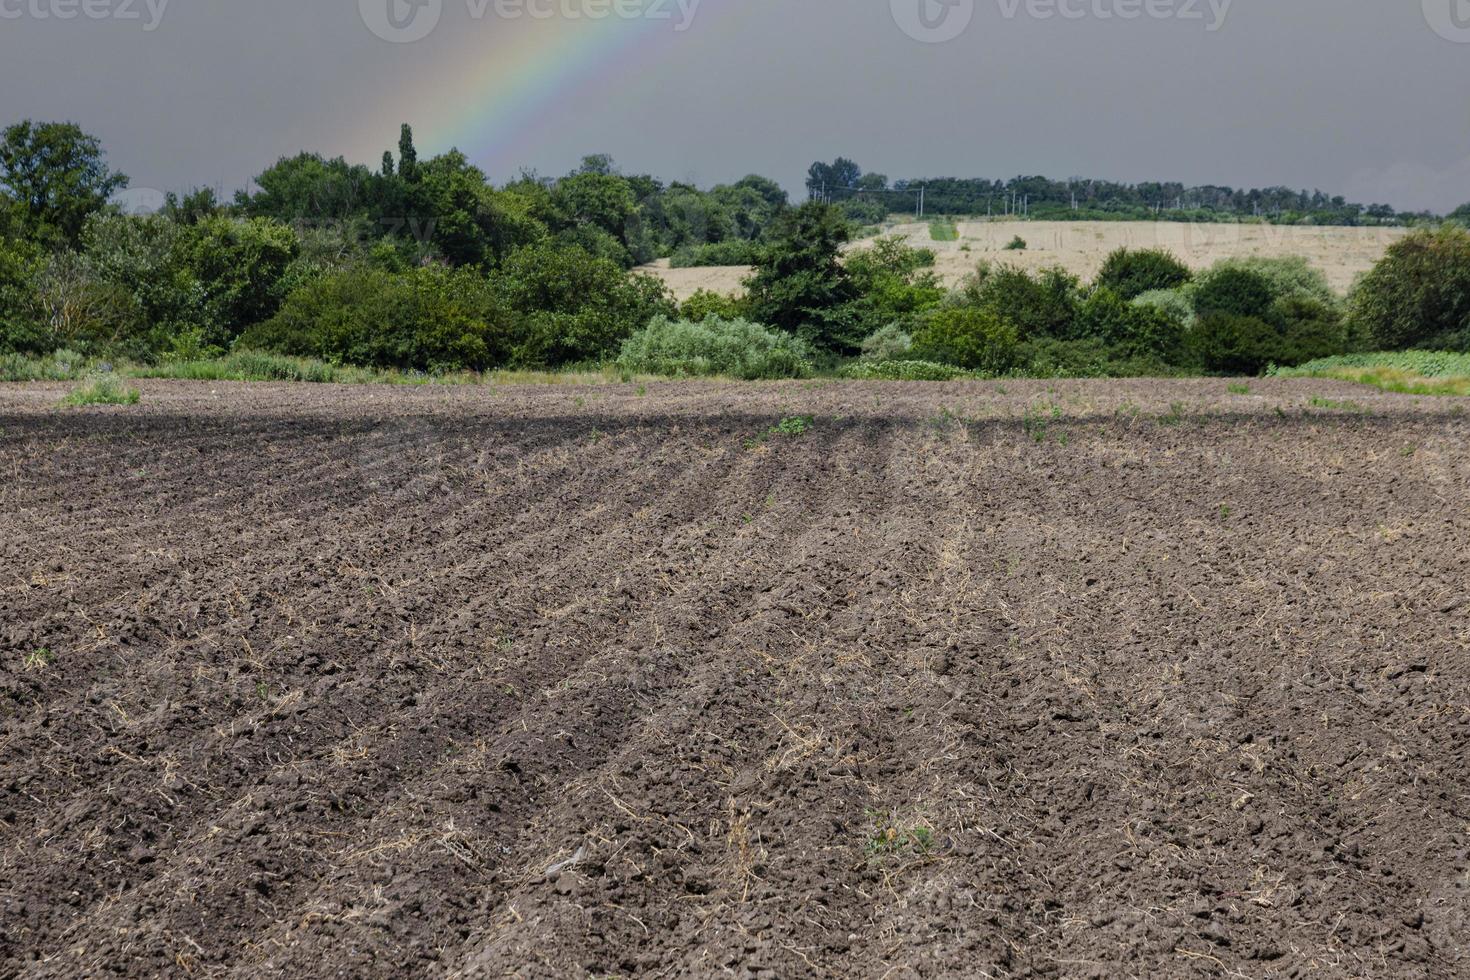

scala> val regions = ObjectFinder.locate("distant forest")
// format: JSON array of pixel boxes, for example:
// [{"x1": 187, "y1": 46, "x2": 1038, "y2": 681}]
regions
[{"x1": 805, "y1": 158, "x2": 1438, "y2": 227}]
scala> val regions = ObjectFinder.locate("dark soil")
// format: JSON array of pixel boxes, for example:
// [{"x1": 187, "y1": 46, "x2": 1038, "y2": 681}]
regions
[{"x1": 2, "y1": 377, "x2": 1468, "y2": 978}]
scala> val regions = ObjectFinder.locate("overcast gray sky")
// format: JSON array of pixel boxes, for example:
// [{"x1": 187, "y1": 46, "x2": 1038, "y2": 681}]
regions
[{"x1": 2, "y1": 0, "x2": 1467, "y2": 211}]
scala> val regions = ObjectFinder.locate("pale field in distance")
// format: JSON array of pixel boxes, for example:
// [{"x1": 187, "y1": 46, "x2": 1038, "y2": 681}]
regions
[{"x1": 641, "y1": 219, "x2": 1411, "y2": 300}]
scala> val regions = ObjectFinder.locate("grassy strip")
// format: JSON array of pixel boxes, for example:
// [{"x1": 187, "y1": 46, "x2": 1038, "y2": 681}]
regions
[
  {"x1": 1271, "y1": 352, "x2": 1470, "y2": 396},
  {"x1": 929, "y1": 220, "x2": 959, "y2": 242},
  {"x1": 0, "y1": 350, "x2": 666, "y2": 387}
]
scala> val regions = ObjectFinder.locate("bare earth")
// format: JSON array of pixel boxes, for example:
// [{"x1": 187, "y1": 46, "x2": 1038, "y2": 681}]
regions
[
  {"x1": 2, "y1": 378, "x2": 1469, "y2": 978},
  {"x1": 641, "y1": 220, "x2": 1409, "y2": 300}
]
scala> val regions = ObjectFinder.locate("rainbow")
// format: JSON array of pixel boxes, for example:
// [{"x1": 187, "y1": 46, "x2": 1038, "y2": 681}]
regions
[{"x1": 351, "y1": 2, "x2": 724, "y2": 177}]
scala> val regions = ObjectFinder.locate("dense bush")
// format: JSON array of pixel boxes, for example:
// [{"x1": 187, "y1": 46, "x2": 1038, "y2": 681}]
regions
[
  {"x1": 240, "y1": 266, "x2": 513, "y2": 372},
  {"x1": 616, "y1": 314, "x2": 814, "y2": 379},
  {"x1": 1018, "y1": 337, "x2": 1181, "y2": 379},
  {"x1": 679, "y1": 289, "x2": 747, "y2": 322},
  {"x1": 1347, "y1": 227, "x2": 1470, "y2": 350},
  {"x1": 1075, "y1": 287, "x2": 1186, "y2": 359},
  {"x1": 496, "y1": 243, "x2": 675, "y2": 366},
  {"x1": 1212, "y1": 256, "x2": 1336, "y2": 308},
  {"x1": 911, "y1": 306, "x2": 1019, "y2": 374},
  {"x1": 0, "y1": 234, "x2": 44, "y2": 353},
  {"x1": 845, "y1": 236, "x2": 945, "y2": 338},
  {"x1": 957, "y1": 264, "x2": 1078, "y2": 339},
  {"x1": 670, "y1": 240, "x2": 761, "y2": 268},
  {"x1": 1132, "y1": 288, "x2": 1195, "y2": 329},
  {"x1": 839, "y1": 359, "x2": 972, "y2": 381},
  {"x1": 1190, "y1": 313, "x2": 1283, "y2": 375},
  {"x1": 1095, "y1": 247, "x2": 1192, "y2": 300},
  {"x1": 184, "y1": 216, "x2": 300, "y2": 346},
  {"x1": 859, "y1": 323, "x2": 914, "y2": 362},
  {"x1": 1192, "y1": 265, "x2": 1275, "y2": 319}
]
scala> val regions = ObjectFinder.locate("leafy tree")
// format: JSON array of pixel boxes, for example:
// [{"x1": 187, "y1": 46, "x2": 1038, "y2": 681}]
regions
[
  {"x1": 398, "y1": 124, "x2": 419, "y2": 182},
  {"x1": 957, "y1": 263, "x2": 1079, "y2": 339},
  {"x1": 1095, "y1": 247, "x2": 1192, "y2": 300},
  {"x1": 1449, "y1": 203, "x2": 1470, "y2": 225},
  {"x1": 79, "y1": 212, "x2": 203, "y2": 353},
  {"x1": 237, "y1": 153, "x2": 379, "y2": 225},
  {"x1": 845, "y1": 235, "x2": 944, "y2": 337},
  {"x1": 494, "y1": 243, "x2": 675, "y2": 366},
  {"x1": 0, "y1": 234, "x2": 45, "y2": 352},
  {"x1": 185, "y1": 216, "x2": 300, "y2": 344},
  {"x1": 0, "y1": 121, "x2": 128, "y2": 248},
  {"x1": 162, "y1": 187, "x2": 225, "y2": 226},
  {"x1": 745, "y1": 202, "x2": 859, "y2": 353},
  {"x1": 1190, "y1": 313, "x2": 1282, "y2": 375},
  {"x1": 806, "y1": 158, "x2": 862, "y2": 198},
  {"x1": 1348, "y1": 227, "x2": 1470, "y2": 350},
  {"x1": 412, "y1": 150, "x2": 544, "y2": 267}
]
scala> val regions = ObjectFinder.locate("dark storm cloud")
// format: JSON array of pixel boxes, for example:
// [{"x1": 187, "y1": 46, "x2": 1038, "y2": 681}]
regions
[{"x1": 1, "y1": 0, "x2": 1466, "y2": 211}]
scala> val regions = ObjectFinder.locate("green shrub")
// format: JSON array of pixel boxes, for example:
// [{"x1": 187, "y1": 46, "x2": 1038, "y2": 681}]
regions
[
  {"x1": 1074, "y1": 287, "x2": 1185, "y2": 359},
  {"x1": 669, "y1": 239, "x2": 761, "y2": 268},
  {"x1": 1211, "y1": 256, "x2": 1336, "y2": 308},
  {"x1": 845, "y1": 235, "x2": 945, "y2": 338},
  {"x1": 1347, "y1": 227, "x2": 1470, "y2": 350},
  {"x1": 911, "y1": 306, "x2": 1019, "y2": 374},
  {"x1": 1190, "y1": 313, "x2": 1282, "y2": 375},
  {"x1": 957, "y1": 263, "x2": 1079, "y2": 340},
  {"x1": 615, "y1": 314, "x2": 814, "y2": 379},
  {"x1": 1004, "y1": 236, "x2": 1027, "y2": 251},
  {"x1": 1132, "y1": 288, "x2": 1196, "y2": 330},
  {"x1": 0, "y1": 235, "x2": 45, "y2": 354},
  {"x1": 859, "y1": 323, "x2": 914, "y2": 362},
  {"x1": 497, "y1": 243, "x2": 675, "y2": 366},
  {"x1": 679, "y1": 289, "x2": 747, "y2": 322},
  {"x1": 241, "y1": 265, "x2": 512, "y2": 372},
  {"x1": 1095, "y1": 247, "x2": 1192, "y2": 300},
  {"x1": 185, "y1": 216, "x2": 299, "y2": 345},
  {"x1": 1269, "y1": 295, "x2": 1349, "y2": 364},
  {"x1": 1192, "y1": 265, "x2": 1275, "y2": 320},
  {"x1": 745, "y1": 203, "x2": 860, "y2": 354},
  {"x1": 61, "y1": 373, "x2": 139, "y2": 406},
  {"x1": 839, "y1": 359, "x2": 972, "y2": 381},
  {"x1": 1017, "y1": 337, "x2": 1179, "y2": 379}
]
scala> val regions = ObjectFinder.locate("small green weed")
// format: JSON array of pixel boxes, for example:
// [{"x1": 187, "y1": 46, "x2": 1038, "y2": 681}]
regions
[
  {"x1": 61, "y1": 374, "x2": 140, "y2": 407},
  {"x1": 23, "y1": 648, "x2": 54, "y2": 671},
  {"x1": 770, "y1": 415, "x2": 813, "y2": 437},
  {"x1": 864, "y1": 811, "x2": 936, "y2": 858},
  {"x1": 1228, "y1": 382, "x2": 1251, "y2": 395}
]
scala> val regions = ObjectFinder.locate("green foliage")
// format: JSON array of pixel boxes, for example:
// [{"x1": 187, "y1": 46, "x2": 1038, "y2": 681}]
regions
[
  {"x1": 0, "y1": 234, "x2": 44, "y2": 353},
  {"x1": 60, "y1": 373, "x2": 139, "y2": 406},
  {"x1": 0, "y1": 121, "x2": 127, "y2": 248},
  {"x1": 1450, "y1": 204, "x2": 1470, "y2": 226},
  {"x1": 241, "y1": 265, "x2": 513, "y2": 372},
  {"x1": 183, "y1": 216, "x2": 300, "y2": 345},
  {"x1": 669, "y1": 239, "x2": 760, "y2": 267},
  {"x1": 496, "y1": 243, "x2": 675, "y2": 366},
  {"x1": 1095, "y1": 247, "x2": 1191, "y2": 300},
  {"x1": 1347, "y1": 227, "x2": 1470, "y2": 350},
  {"x1": 679, "y1": 289, "x2": 746, "y2": 322},
  {"x1": 1192, "y1": 264, "x2": 1275, "y2": 319},
  {"x1": 845, "y1": 235, "x2": 945, "y2": 338},
  {"x1": 1210, "y1": 256, "x2": 1336, "y2": 307},
  {"x1": 957, "y1": 263, "x2": 1079, "y2": 339},
  {"x1": 1004, "y1": 236, "x2": 1027, "y2": 251},
  {"x1": 859, "y1": 323, "x2": 914, "y2": 362},
  {"x1": 1016, "y1": 337, "x2": 1181, "y2": 379},
  {"x1": 615, "y1": 314, "x2": 814, "y2": 379},
  {"x1": 1074, "y1": 287, "x2": 1185, "y2": 359},
  {"x1": 911, "y1": 305, "x2": 1019, "y2": 374},
  {"x1": 1190, "y1": 313, "x2": 1282, "y2": 375},
  {"x1": 1131, "y1": 288, "x2": 1195, "y2": 329},
  {"x1": 839, "y1": 359, "x2": 972, "y2": 381},
  {"x1": 929, "y1": 221, "x2": 958, "y2": 242},
  {"x1": 745, "y1": 202, "x2": 859, "y2": 353},
  {"x1": 1271, "y1": 350, "x2": 1470, "y2": 396}
]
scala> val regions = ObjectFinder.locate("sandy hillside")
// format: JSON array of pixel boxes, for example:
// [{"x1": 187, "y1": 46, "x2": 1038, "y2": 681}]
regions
[{"x1": 640, "y1": 219, "x2": 1410, "y2": 300}]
